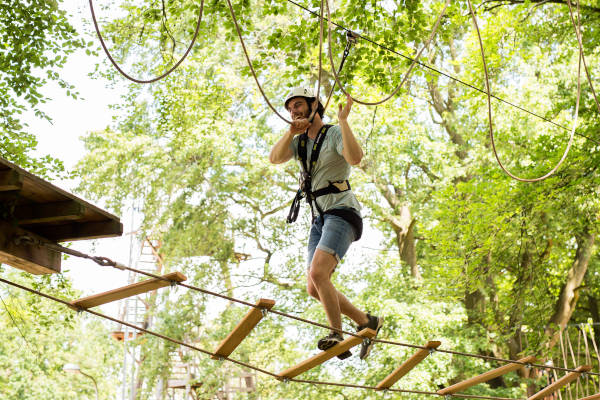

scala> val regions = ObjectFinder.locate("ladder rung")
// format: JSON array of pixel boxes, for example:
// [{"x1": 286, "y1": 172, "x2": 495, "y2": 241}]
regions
[
  {"x1": 278, "y1": 328, "x2": 376, "y2": 380},
  {"x1": 211, "y1": 299, "x2": 275, "y2": 359},
  {"x1": 528, "y1": 365, "x2": 591, "y2": 400},
  {"x1": 377, "y1": 340, "x2": 441, "y2": 390},
  {"x1": 438, "y1": 355, "x2": 536, "y2": 395},
  {"x1": 70, "y1": 272, "x2": 186, "y2": 309}
]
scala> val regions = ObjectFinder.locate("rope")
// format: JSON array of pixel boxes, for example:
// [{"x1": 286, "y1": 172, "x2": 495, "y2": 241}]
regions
[
  {"x1": 467, "y1": 0, "x2": 581, "y2": 182},
  {"x1": 325, "y1": 0, "x2": 449, "y2": 106},
  {"x1": 0, "y1": 275, "x2": 528, "y2": 400},
  {"x1": 283, "y1": 0, "x2": 600, "y2": 146},
  {"x1": 225, "y1": 0, "x2": 326, "y2": 124},
  {"x1": 566, "y1": 0, "x2": 600, "y2": 115},
  {"x1": 16, "y1": 236, "x2": 600, "y2": 377},
  {"x1": 88, "y1": 0, "x2": 204, "y2": 84}
]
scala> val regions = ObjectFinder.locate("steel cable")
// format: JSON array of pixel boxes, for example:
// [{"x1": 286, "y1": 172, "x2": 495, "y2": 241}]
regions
[
  {"x1": 0, "y1": 275, "x2": 541, "y2": 400},
  {"x1": 325, "y1": 0, "x2": 450, "y2": 106},
  {"x1": 17, "y1": 237, "x2": 600, "y2": 377}
]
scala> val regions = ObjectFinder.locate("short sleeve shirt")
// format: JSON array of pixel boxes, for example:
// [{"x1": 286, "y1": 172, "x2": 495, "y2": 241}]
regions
[{"x1": 290, "y1": 125, "x2": 361, "y2": 215}]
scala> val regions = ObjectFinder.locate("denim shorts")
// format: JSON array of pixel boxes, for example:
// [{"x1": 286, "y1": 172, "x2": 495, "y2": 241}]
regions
[{"x1": 307, "y1": 213, "x2": 356, "y2": 268}]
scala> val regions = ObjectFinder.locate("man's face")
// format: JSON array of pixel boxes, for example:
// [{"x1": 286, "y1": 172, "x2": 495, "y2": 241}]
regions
[{"x1": 287, "y1": 97, "x2": 311, "y2": 120}]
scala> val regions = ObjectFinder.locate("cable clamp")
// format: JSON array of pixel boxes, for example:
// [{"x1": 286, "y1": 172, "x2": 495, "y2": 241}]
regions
[
  {"x1": 581, "y1": 372, "x2": 587, "y2": 379},
  {"x1": 261, "y1": 308, "x2": 268, "y2": 316},
  {"x1": 91, "y1": 256, "x2": 116, "y2": 267},
  {"x1": 282, "y1": 378, "x2": 289, "y2": 384},
  {"x1": 169, "y1": 280, "x2": 177, "y2": 288},
  {"x1": 429, "y1": 347, "x2": 436, "y2": 354},
  {"x1": 363, "y1": 337, "x2": 371, "y2": 347},
  {"x1": 525, "y1": 363, "x2": 532, "y2": 369},
  {"x1": 113, "y1": 262, "x2": 127, "y2": 271},
  {"x1": 13, "y1": 234, "x2": 37, "y2": 246},
  {"x1": 345, "y1": 30, "x2": 358, "y2": 45}
]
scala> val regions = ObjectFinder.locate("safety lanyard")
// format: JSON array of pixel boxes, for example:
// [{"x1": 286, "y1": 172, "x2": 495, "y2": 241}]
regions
[{"x1": 298, "y1": 124, "x2": 330, "y2": 178}]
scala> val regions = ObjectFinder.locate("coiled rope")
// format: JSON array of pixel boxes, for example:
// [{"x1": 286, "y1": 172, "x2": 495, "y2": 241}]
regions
[
  {"x1": 467, "y1": 0, "x2": 582, "y2": 182},
  {"x1": 88, "y1": 0, "x2": 204, "y2": 84}
]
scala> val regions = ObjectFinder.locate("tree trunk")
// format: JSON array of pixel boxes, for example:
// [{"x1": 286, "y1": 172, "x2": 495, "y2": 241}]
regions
[{"x1": 544, "y1": 229, "x2": 595, "y2": 348}]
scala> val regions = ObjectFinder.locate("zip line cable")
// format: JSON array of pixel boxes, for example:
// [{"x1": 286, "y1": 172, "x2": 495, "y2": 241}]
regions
[
  {"x1": 0, "y1": 275, "x2": 561, "y2": 400},
  {"x1": 13, "y1": 235, "x2": 600, "y2": 377},
  {"x1": 281, "y1": 0, "x2": 600, "y2": 146},
  {"x1": 88, "y1": 0, "x2": 204, "y2": 83},
  {"x1": 468, "y1": 0, "x2": 580, "y2": 182}
]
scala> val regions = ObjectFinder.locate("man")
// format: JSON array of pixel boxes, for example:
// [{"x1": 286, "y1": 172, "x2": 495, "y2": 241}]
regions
[{"x1": 269, "y1": 86, "x2": 382, "y2": 360}]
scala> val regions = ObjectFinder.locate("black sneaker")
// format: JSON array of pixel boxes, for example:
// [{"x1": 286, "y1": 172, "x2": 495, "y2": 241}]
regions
[
  {"x1": 357, "y1": 313, "x2": 383, "y2": 360},
  {"x1": 317, "y1": 331, "x2": 352, "y2": 360}
]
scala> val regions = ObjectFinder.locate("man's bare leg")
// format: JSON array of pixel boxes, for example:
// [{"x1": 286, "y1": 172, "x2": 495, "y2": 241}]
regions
[{"x1": 308, "y1": 249, "x2": 369, "y2": 330}]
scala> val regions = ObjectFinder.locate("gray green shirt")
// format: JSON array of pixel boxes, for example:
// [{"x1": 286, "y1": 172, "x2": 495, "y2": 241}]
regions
[{"x1": 290, "y1": 125, "x2": 361, "y2": 216}]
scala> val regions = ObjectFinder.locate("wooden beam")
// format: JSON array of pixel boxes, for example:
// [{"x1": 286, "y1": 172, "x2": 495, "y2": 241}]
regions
[
  {"x1": 278, "y1": 328, "x2": 376, "y2": 380},
  {"x1": 70, "y1": 272, "x2": 187, "y2": 309},
  {"x1": 29, "y1": 220, "x2": 123, "y2": 242},
  {"x1": 438, "y1": 355, "x2": 537, "y2": 395},
  {"x1": 212, "y1": 298, "x2": 275, "y2": 360},
  {"x1": 15, "y1": 200, "x2": 85, "y2": 224},
  {"x1": 0, "y1": 219, "x2": 60, "y2": 274},
  {"x1": 578, "y1": 393, "x2": 600, "y2": 400},
  {"x1": 0, "y1": 170, "x2": 22, "y2": 191},
  {"x1": 528, "y1": 365, "x2": 591, "y2": 400},
  {"x1": 377, "y1": 341, "x2": 441, "y2": 390}
]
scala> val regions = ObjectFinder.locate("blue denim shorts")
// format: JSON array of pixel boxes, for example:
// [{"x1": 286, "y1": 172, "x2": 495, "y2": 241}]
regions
[{"x1": 307, "y1": 213, "x2": 356, "y2": 268}]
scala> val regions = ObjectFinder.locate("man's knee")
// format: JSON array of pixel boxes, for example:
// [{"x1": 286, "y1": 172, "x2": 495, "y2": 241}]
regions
[
  {"x1": 307, "y1": 280, "x2": 320, "y2": 299},
  {"x1": 309, "y1": 250, "x2": 337, "y2": 284}
]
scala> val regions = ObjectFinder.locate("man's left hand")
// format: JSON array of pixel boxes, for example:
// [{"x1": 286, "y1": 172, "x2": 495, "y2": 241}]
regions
[{"x1": 338, "y1": 94, "x2": 353, "y2": 122}]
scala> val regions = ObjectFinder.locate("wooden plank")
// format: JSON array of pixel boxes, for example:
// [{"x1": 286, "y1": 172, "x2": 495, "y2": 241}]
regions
[
  {"x1": 0, "y1": 220, "x2": 61, "y2": 274},
  {"x1": 15, "y1": 200, "x2": 85, "y2": 224},
  {"x1": 0, "y1": 170, "x2": 22, "y2": 191},
  {"x1": 70, "y1": 272, "x2": 187, "y2": 309},
  {"x1": 377, "y1": 341, "x2": 441, "y2": 390},
  {"x1": 578, "y1": 393, "x2": 600, "y2": 400},
  {"x1": 212, "y1": 298, "x2": 276, "y2": 360},
  {"x1": 438, "y1": 355, "x2": 537, "y2": 395},
  {"x1": 278, "y1": 328, "x2": 377, "y2": 380},
  {"x1": 30, "y1": 220, "x2": 123, "y2": 242},
  {"x1": 528, "y1": 365, "x2": 591, "y2": 400}
]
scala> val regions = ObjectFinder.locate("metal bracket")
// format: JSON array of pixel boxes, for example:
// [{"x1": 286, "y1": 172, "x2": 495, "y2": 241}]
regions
[
  {"x1": 429, "y1": 347, "x2": 436, "y2": 355},
  {"x1": 363, "y1": 337, "x2": 371, "y2": 347},
  {"x1": 261, "y1": 308, "x2": 268, "y2": 317}
]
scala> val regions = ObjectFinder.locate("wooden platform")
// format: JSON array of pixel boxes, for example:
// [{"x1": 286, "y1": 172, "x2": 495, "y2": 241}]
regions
[
  {"x1": 278, "y1": 328, "x2": 376, "y2": 380},
  {"x1": 0, "y1": 157, "x2": 122, "y2": 274},
  {"x1": 212, "y1": 299, "x2": 275, "y2": 360},
  {"x1": 71, "y1": 272, "x2": 187, "y2": 309}
]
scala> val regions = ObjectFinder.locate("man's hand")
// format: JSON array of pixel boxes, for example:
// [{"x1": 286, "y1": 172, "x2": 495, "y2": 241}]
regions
[
  {"x1": 338, "y1": 94, "x2": 353, "y2": 122},
  {"x1": 289, "y1": 118, "x2": 311, "y2": 135}
]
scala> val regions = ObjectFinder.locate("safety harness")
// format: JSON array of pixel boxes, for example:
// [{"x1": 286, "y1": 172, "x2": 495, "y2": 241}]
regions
[
  {"x1": 285, "y1": 30, "x2": 363, "y2": 240},
  {"x1": 286, "y1": 124, "x2": 363, "y2": 240}
]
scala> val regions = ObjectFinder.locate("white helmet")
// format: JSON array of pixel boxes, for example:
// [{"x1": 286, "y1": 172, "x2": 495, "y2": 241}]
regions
[{"x1": 284, "y1": 86, "x2": 323, "y2": 110}]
